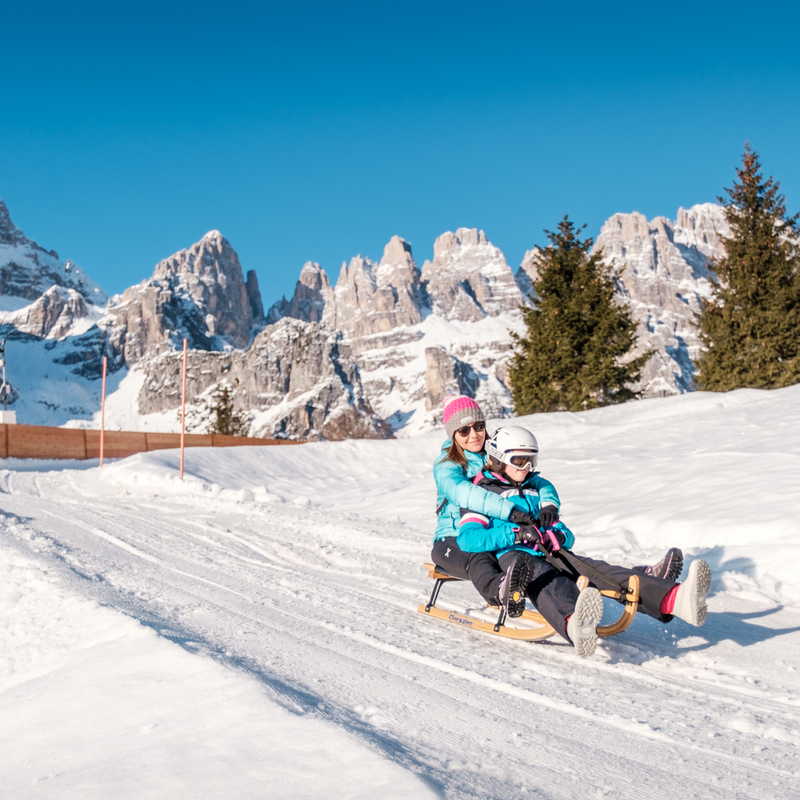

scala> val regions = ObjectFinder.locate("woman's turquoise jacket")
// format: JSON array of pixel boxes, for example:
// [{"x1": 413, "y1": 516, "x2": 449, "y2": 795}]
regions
[{"x1": 433, "y1": 440, "x2": 560, "y2": 542}]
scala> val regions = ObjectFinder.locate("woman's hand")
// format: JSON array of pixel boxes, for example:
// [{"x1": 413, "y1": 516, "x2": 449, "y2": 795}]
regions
[
  {"x1": 537, "y1": 506, "x2": 559, "y2": 528},
  {"x1": 509, "y1": 508, "x2": 536, "y2": 526}
]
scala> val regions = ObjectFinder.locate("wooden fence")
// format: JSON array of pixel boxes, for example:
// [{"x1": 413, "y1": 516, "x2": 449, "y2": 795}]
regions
[{"x1": 0, "y1": 424, "x2": 302, "y2": 461}]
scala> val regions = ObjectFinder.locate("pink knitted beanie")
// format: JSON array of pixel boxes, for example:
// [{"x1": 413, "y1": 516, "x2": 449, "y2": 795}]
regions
[{"x1": 441, "y1": 395, "x2": 485, "y2": 440}]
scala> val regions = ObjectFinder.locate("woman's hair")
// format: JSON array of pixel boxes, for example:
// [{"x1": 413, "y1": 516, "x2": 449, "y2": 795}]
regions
[{"x1": 440, "y1": 438, "x2": 469, "y2": 471}]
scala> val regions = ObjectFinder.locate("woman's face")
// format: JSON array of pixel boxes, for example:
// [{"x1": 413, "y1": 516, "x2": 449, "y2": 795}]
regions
[{"x1": 454, "y1": 422, "x2": 486, "y2": 453}]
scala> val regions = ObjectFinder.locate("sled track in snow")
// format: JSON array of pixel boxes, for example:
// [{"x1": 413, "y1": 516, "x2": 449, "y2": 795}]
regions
[{"x1": 1, "y1": 470, "x2": 799, "y2": 800}]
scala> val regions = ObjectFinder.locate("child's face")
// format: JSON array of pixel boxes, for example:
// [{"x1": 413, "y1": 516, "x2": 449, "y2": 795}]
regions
[{"x1": 504, "y1": 462, "x2": 531, "y2": 483}]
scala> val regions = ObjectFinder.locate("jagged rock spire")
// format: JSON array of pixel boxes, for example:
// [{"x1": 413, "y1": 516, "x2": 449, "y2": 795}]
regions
[
  {"x1": 421, "y1": 227, "x2": 524, "y2": 322},
  {"x1": 103, "y1": 230, "x2": 262, "y2": 367},
  {"x1": 0, "y1": 199, "x2": 28, "y2": 247}
]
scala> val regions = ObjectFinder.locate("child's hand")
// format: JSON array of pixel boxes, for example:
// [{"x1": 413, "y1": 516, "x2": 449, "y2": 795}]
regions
[
  {"x1": 514, "y1": 525, "x2": 540, "y2": 546},
  {"x1": 538, "y1": 528, "x2": 566, "y2": 553}
]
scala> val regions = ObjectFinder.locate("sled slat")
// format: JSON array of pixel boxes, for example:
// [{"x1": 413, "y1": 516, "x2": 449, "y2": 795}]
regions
[
  {"x1": 423, "y1": 562, "x2": 460, "y2": 581},
  {"x1": 417, "y1": 604, "x2": 556, "y2": 640}
]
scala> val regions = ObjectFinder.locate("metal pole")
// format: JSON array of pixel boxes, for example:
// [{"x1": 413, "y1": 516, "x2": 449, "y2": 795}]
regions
[
  {"x1": 100, "y1": 356, "x2": 107, "y2": 468},
  {"x1": 0, "y1": 339, "x2": 7, "y2": 411},
  {"x1": 180, "y1": 338, "x2": 187, "y2": 479}
]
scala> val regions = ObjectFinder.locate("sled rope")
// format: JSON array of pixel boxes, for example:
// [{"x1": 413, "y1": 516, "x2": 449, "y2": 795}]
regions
[{"x1": 549, "y1": 549, "x2": 625, "y2": 594}]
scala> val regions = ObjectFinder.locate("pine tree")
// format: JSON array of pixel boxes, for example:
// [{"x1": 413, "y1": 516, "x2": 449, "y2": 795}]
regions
[
  {"x1": 694, "y1": 145, "x2": 800, "y2": 390},
  {"x1": 509, "y1": 216, "x2": 650, "y2": 413},
  {"x1": 208, "y1": 386, "x2": 249, "y2": 436}
]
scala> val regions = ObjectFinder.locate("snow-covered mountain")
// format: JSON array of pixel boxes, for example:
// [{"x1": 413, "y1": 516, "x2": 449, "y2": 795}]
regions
[
  {"x1": 0, "y1": 199, "x2": 107, "y2": 311},
  {"x1": 0, "y1": 197, "x2": 731, "y2": 439},
  {"x1": 103, "y1": 229, "x2": 264, "y2": 366},
  {"x1": 264, "y1": 230, "x2": 525, "y2": 435},
  {"x1": 593, "y1": 203, "x2": 728, "y2": 395},
  {"x1": 262, "y1": 209, "x2": 728, "y2": 435}
]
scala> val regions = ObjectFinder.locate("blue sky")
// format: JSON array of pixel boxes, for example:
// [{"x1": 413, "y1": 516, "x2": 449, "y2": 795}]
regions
[{"x1": 2, "y1": 1, "x2": 799, "y2": 307}]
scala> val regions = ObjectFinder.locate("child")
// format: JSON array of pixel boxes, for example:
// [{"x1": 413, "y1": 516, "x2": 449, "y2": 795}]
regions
[{"x1": 451, "y1": 425, "x2": 712, "y2": 657}]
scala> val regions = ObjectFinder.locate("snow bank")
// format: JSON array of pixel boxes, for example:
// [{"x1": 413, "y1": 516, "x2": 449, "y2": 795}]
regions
[{"x1": 0, "y1": 544, "x2": 439, "y2": 798}]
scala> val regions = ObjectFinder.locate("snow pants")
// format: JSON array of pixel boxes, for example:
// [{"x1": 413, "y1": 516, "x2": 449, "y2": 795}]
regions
[
  {"x1": 500, "y1": 550, "x2": 677, "y2": 638},
  {"x1": 432, "y1": 538, "x2": 678, "y2": 638},
  {"x1": 431, "y1": 537, "x2": 505, "y2": 605},
  {"x1": 565, "y1": 553, "x2": 679, "y2": 624}
]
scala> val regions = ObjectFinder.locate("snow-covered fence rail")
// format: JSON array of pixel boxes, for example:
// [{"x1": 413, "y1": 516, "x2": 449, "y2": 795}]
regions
[{"x1": 0, "y1": 424, "x2": 302, "y2": 461}]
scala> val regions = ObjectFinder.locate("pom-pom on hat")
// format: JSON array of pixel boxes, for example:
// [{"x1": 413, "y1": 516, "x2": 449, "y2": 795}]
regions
[{"x1": 442, "y1": 395, "x2": 485, "y2": 440}]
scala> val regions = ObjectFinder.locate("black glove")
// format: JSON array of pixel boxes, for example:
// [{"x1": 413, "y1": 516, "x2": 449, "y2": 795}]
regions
[
  {"x1": 509, "y1": 508, "x2": 536, "y2": 526},
  {"x1": 513, "y1": 525, "x2": 541, "y2": 546},
  {"x1": 537, "y1": 506, "x2": 559, "y2": 528}
]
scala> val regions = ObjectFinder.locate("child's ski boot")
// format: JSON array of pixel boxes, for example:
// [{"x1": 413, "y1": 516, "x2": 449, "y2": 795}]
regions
[
  {"x1": 498, "y1": 553, "x2": 535, "y2": 618},
  {"x1": 566, "y1": 586, "x2": 603, "y2": 657},
  {"x1": 671, "y1": 559, "x2": 711, "y2": 626}
]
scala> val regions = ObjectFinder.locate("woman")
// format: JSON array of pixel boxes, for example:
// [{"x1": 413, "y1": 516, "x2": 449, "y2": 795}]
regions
[{"x1": 431, "y1": 395, "x2": 560, "y2": 614}]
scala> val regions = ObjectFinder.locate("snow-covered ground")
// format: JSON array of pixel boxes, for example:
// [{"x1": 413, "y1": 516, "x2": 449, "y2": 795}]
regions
[{"x1": 1, "y1": 385, "x2": 799, "y2": 798}]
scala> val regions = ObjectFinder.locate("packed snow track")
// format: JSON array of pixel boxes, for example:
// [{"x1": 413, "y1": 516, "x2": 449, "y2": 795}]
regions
[{"x1": 2, "y1": 386, "x2": 799, "y2": 799}]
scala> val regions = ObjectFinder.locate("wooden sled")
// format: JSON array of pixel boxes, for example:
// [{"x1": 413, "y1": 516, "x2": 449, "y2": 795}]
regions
[{"x1": 417, "y1": 562, "x2": 640, "y2": 641}]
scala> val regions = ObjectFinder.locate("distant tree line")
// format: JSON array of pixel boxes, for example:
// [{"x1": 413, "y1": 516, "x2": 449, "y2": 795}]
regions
[{"x1": 509, "y1": 145, "x2": 800, "y2": 414}]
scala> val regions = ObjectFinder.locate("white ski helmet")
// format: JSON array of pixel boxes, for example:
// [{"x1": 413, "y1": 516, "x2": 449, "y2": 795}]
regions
[{"x1": 485, "y1": 426, "x2": 539, "y2": 473}]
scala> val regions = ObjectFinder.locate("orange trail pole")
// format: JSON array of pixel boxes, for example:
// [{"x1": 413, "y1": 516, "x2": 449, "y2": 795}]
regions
[
  {"x1": 180, "y1": 338, "x2": 187, "y2": 479},
  {"x1": 100, "y1": 356, "x2": 107, "y2": 468}
]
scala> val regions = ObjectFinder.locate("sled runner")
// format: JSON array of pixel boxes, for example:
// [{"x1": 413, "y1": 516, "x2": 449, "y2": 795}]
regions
[{"x1": 417, "y1": 558, "x2": 640, "y2": 641}]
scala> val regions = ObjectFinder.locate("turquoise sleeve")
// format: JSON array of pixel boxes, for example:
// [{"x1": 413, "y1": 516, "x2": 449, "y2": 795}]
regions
[
  {"x1": 530, "y1": 475, "x2": 560, "y2": 508},
  {"x1": 434, "y1": 459, "x2": 515, "y2": 520},
  {"x1": 456, "y1": 520, "x2": 517, "y2": 553}
]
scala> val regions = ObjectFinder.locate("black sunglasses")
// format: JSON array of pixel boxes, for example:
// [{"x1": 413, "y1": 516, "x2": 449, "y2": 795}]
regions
[{"x1": 455, "y1": 421, "x2": 486, "y2": 437}]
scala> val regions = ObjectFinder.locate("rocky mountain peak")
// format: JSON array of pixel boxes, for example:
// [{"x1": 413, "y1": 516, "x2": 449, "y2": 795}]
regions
[
  {"x1": 516, "y1": 247, "x2": 542, "y2": 300},
  {"x1": 380, "y1": 235, "x2": 414, "y2": 268},
  {"x1": 598, "y1": 210, "x2": 655, "y2": 248},
  {"x1": 672, "y1": 203, "x2": 728, "y2": 273},
  {"x1": 422, "y1": 227, "x2": 523, "y2": 322},
  {"x1": 336, "y1": 254, "x2": 374, "y2": 293},
  {"x1": 376, "y1": 237, "x2": 422, "y2": 299},
  {"x1": 432, "y1": 228, "x2": 489, "y2": 258},
  {"x1": 0, "y1": 199, "x2": 28, "y2": 247},
  {"x1": 265, "y1": 261, "x2": 333, "y2": 325},
  {"x1": 10, "y1": 285, "x2": 93, "y2": 340},
  {"x1": 299, "y1": 261, "x2": 330, "y2": 290},
  {"x1": 0, "y1": 198, "x2": 107, "y2": 307},
  {"x1": 269, "y1": 238, "x2": 426, "y2": 339},
  {"x1": 593, "y1": 204, "x2": 729, "y2": 396},
  {"x1": 101, "y1": 231, "x2": 263, "y2": 369},
  {"x1": 149, "y1": 231, "x2": 257, "y2": 348}
]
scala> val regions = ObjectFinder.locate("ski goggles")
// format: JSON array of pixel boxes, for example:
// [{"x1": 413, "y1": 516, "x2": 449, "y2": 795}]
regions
[
  {"x1": 455, "y1": 421, "x2": 486, "y2": 438},
  {"x1": 505, "y1": 452, "x2": 538, "y2": 472}
]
